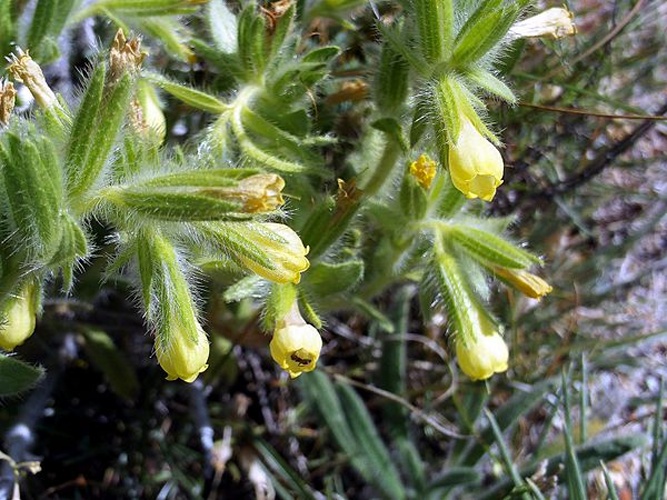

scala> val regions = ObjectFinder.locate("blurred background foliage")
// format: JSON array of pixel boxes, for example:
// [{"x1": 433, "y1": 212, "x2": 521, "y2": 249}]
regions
[{"x1": 0, "y1": 0, "x2": 666, "y2": 498}]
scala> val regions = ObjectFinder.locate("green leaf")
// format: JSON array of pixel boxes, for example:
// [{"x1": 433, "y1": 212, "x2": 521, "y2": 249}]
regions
[
  {"x1": 82, "y1": 329, "x2": 139, "y2": 400},
  {"x1": 447, "y1": 223, "x2": 543, "y2": 269},
  {"x1": 66, "y1": 63, "x2": 106, "y2": 184},
  {"x1": 254, "y1": 438, "x2": 317, "y2": 499},
  {"x1": 413, "y1": 0, "x2": 452, "y2": 62},
  {"x1": 371, "y1": 118, "x2": 408, "y2": 152},
  {"x1": 479, "y1": 435, "x2": 647, "y2": 500},
  {"x1": 375, "y1": 42, "x2": 410, "y2": 114},
  {"x1": 459, "y1": 378, "x2": 558, "y2": 465},
  {"x1": 465, "y1": 66, "x2": 517, "y2": 103},
  {"x1": 0, "y1": 354, "x2": 44, "y2": 397},
  {"x1": 93, "y1": 0, "x2": 204, "y2": 16},
  {"x1": 562, "y1": 371, "x2": 587, "y2": 500},
  {"x1": 0, "y1": 133, "x2": 63, "y2": 261},
  {"x1": 305, "y1": 260, "x2": 364, "y2": 297},
  {"x1": 69, "y1": 73, "x2": 134, "y2": 202},
  {"x1": 337, "y1": 382, "x2": 407, "y2": 499},
  {"x1": 207, "y1": 0, "x2": 238, "y2": 53},
  {"x1": 146, "y1": 74, "x2": 228, "y2": 113},
  {"x1": 452, "y1": 2, "x2": 520, "y2": 66},
  {"x1": 49, "y1": 213, "x2": 89, "y2": 290},
  {"x1": 428, "y1": 466, "x2": 480, "y2": 489},
  {"x1": 237, "y1": 5, "x2": 268, "y2": 79}
]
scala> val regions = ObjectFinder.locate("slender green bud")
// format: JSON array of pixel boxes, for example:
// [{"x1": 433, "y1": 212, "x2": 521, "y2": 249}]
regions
[{"x1": 105, "y1": 171, "x2": 285, "y2": 220}]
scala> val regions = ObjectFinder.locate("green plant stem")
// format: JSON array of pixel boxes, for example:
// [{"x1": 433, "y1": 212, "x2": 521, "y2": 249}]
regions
[{"x1": 360, "y1": 138, "x2": 401, "y2": 198}]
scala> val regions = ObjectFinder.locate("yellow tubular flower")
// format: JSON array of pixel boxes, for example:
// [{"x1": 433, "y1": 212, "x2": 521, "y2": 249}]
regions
[
  {"x1": 494, "y1": 267, "x2": 553, "y2": 300},
  {"x1": 448, "y1": 118, "x2": 504, "y2": 202},
  {"x1": 156, "y1": 323, "x2": 209, "y2": 383},
  {"x1": 0, "y1": 283, "x2": 38, "y2": 351},
  {"x1": 270, "y1": 304, "x2": 322, "y2": 378},
  {"x1": 455, "y1": 329, "x2": 509, "y2": 381},
  {"x1": 237, "y1": 223, "x2": 310, "y2": 284}
]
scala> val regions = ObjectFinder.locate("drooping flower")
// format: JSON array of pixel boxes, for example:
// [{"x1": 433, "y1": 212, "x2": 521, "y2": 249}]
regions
[
  {"x1": 0, "y1": 282, "x2": 38, "y2": 351},
  {"x1": 448, "y1": 117, "x2": 504, "y2": 202},
  {"x1": 155, "y1": 323, "x2": 209, "y2": 383},
  {"x1": 455, "y1": 327, "x2": 509, "y2": 381},
  {"x1": 270, "y1": 304, "x2": 322, "y2": 378}
]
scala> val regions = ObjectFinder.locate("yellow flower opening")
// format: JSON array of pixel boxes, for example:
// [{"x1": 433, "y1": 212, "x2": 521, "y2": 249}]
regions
[
  {"x1": 495, "y1": 267, "x2": 553, "y2": 300},
  {"x1": 455, "y1": 328, "x2": 508, "y2": 381},
  {"x1": 409, "y1": 154, "x2": 437, "y2": 190},
  {"x1": 155, "y1": 323, "x2": 209, "y2": 383},
  {"x1": 0, "y1": 282, "x2": 38, "y2": 351},
  {"x1": 448, "y1": 118, "x2": 504, "y2": 202},
  {"x1": 270, "y1": 304, "x2": 322, "y2": 378}
]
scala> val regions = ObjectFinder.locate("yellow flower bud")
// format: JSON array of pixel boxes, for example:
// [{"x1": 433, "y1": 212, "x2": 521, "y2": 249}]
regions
[
  {"x1": 237, "y1": 223, "x2": 310, "y2": 284},
  {"x1": 270, "y1": 306, "x2": 322, "y2": 378},
  {"x1": 0, "y1": 283, "x2": 38, "y2": 351},
  {"x1": 409, "y1": 154, "x2": 437, "y2": 190},
  {"x1": 494, "y1": 267, "x2": 553, "y2": 300},
  {"x1": 456, "y1": 329, "x2": 508, "y2": 381},
  {"x1": 509, "y1": 7, "x2": 576, "y2": 40},
  {"x1": 6, "y1": 49, "x2": 57, "y2": 109},
  {"x1": 448, "y1": 118, "x2": 504, "y2": 202},
  {"x1": 156, "y1": 324, "x2": 209, "y2": 383}
]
